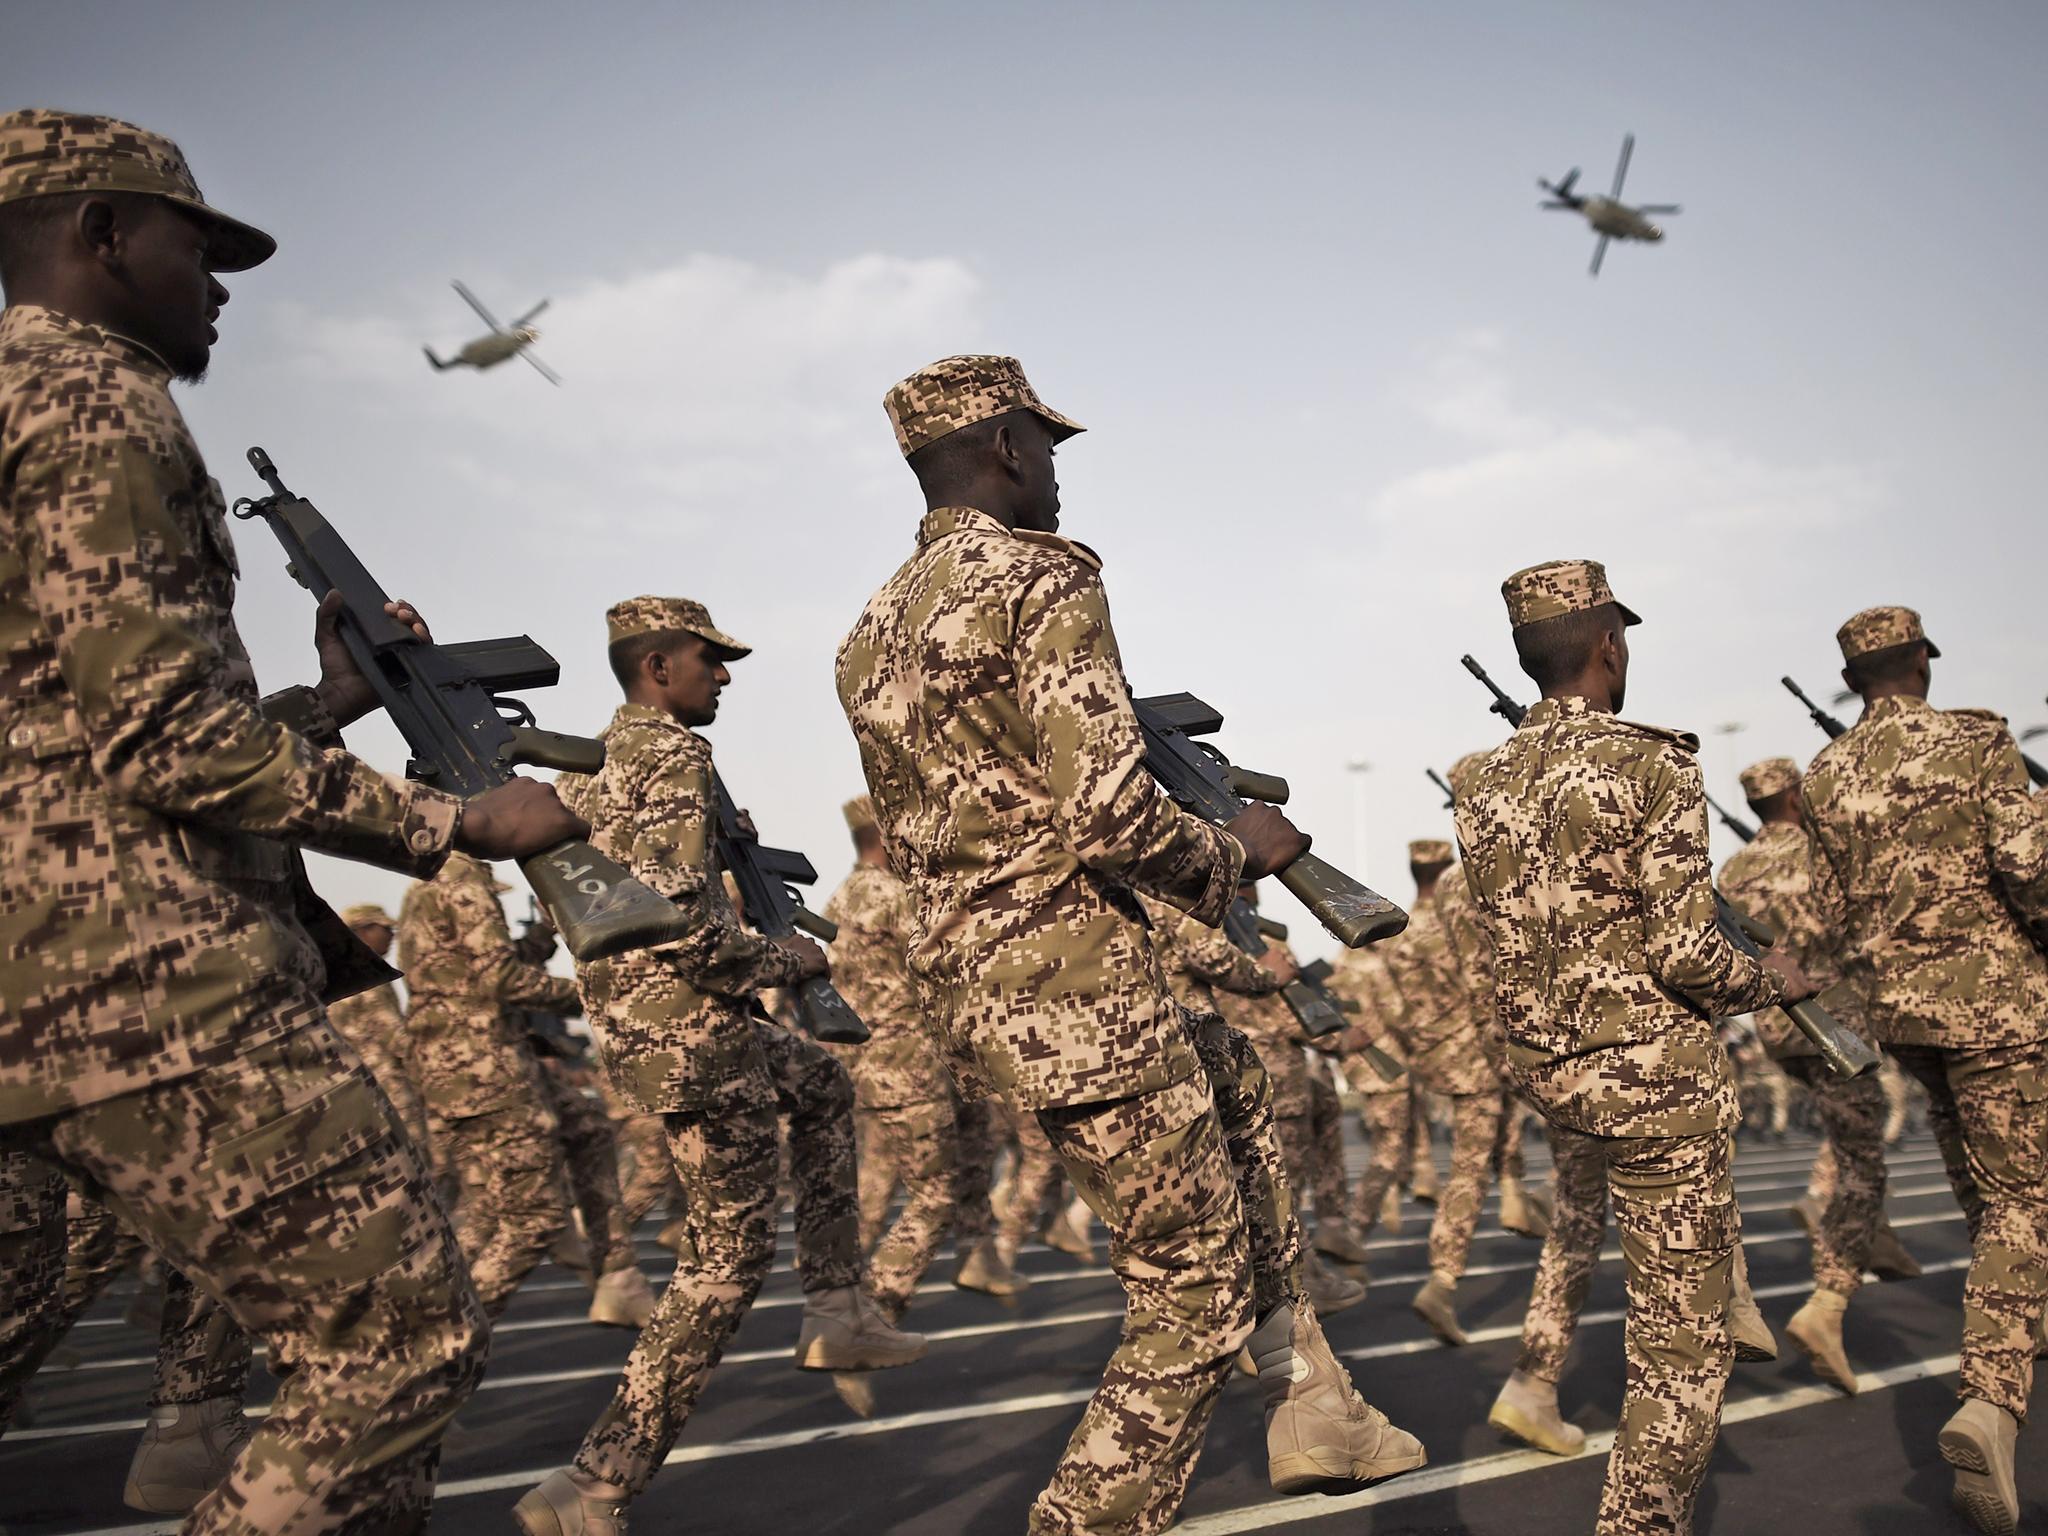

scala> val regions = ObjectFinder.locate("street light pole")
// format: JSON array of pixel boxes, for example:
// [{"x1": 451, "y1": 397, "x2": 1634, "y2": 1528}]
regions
[{"x1": 1346, "y1": 759, "x2": 1372, "y2": 875}]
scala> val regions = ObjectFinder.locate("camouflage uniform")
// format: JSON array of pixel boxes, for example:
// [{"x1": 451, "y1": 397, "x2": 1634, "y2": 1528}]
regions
[
  {"x1": 823, "y1": 812, "x2": 959, "y2": 1318},
  {"x1": 327, "y1": 904, "x2": 430, "y2": 1150},
  {"x1": 603, "y1": 1080, "x2": 678, "y2": 1230},
  {"x1": 836, "y1": 358, "x2": 1265, "y2": 1535},
  {"x1": 0, "y1": 112, "x2": 484, "y2": 1534},
  {"x1": 1321, "y1": 944, "x2": 1416, "y2": 1227},
  {"x1": 1718, "y1": 758, "x2": 1888, "y2": 1299},
  {"x1": 400, "y1": 852, "x2": 580, "y2": 1316},
  {"x1": 537, "y1": 1052, "x2": 640, "y2": 1283},
  {"x1": 1802, "y1": 607, "x2": 2048, "y2": 1422},
  {"x1": 1456, "y1": 560, "x2": 1786, "y2": 1535}
]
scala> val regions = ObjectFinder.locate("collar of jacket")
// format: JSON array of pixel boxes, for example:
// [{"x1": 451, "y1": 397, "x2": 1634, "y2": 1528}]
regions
[
  {"x1": 606, "y1": 699, "x2": 697, "y2": 739},
  {"x1": 1859, "y1": 694, "x2": 1930, "y2": 725},
  {"x1": 915, "y1": 504, "x2": 1103, "y2": 572},
  {"x1": 0, "y1": 302, "x2": 173, "y2": 377}
]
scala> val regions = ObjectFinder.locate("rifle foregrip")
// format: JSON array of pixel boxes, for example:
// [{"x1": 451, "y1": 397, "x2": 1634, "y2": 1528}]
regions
[
  {"x1": 1226, "y1": 767, "x2": 1291, "y2": 805},
  {"x1": 792, "y1": 907, "x2": 838, "y2": 943},
  {"x1": 1784, "y1": 999, "x2": 1881, "y2": 1080},
  {"x1": 521, "y1": 840, "x2": 689, "y2": 962},
  {"x1": 798, "y1": 977, "x2": 870, "y2": 1044},
  {"x1": 1281, "y1": 980, "x2": 1345, "y2": 1038},
  {"x1": 506, "y1": 726, "x2": 605, "y2": 775},
  {"x1": 1278, "y1": 854, "x2": 1409, "y2": 947}
]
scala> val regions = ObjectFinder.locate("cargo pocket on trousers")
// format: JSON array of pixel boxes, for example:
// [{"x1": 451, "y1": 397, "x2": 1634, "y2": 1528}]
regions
[
  {"x1": 1989, "y1": 1061, "x2": 2048, "y2": 1192},
  {"x1": 1659, "y1": 1200, "x2": 1737, "y2": 1256},
  {"x1": 1659, "y1": 1200, "x2": 1738, "y2": 1320}
]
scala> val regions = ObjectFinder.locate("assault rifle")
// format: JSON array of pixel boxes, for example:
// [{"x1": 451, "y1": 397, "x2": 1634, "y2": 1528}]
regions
[
  {"x1": 1784, "y1": 675, "x2": 2048, "y2": 788},
  {"x1": 234, "y1": 448, "x2": 686, "y2": 962},
  {"x1": 1458, "y1": 654, "x2": 1878, "y2": 1078},
  {"x1": 710, "y1": 773, "x2": 869, "y2": 1044},
  {"x1": 1704, "y1": 793, "x2": 1757, "y2": 844},
  {"x1": 1426, "y1": 767, "x2": 1456, "y2": 809},
  {"x1": 1133, "y1": 694, "x2": 1407, "y2": 947},
  {"x1": 1292, "y1": 957, "x2": 1406, "y2": 1082}
]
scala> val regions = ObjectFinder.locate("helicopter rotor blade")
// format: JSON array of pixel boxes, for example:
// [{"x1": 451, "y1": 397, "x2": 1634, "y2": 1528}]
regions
[
  {"x1": 1610, "y1": 134, "x2": 1634, "y2": 200},
  {"x1": 451, "y1": 280, "x2": 504, "y2": 333},
  {"x1": 520, "y1": 348, "x2": 563, "y2": 386},
  {"x1": 1539, "y1": 202, "x2": 1576, "y2": 211},
  {"x1": 511, "y1": 298, "x2": 551, "y2": 328},
  {"x1": 1589, "y1": 234, "x2": 1611, "y2": 277},
  {"x1": 1559, "y1": 167, "x2": 1580, "y2": 196},
  {"x1": 1635, "y1": 204, "x2": 1682, "y2": 214}
]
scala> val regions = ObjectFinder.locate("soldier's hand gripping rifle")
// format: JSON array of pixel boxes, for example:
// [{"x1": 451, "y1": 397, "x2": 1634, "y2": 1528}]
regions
[
  {"x1": 709, "y1": 773, "x2": 869, "y2": 1045},
  {"x1": 234, "y1": 448, "x2": 687, "y2": 963},
  {"x1": 1223, "y1": 903, "x2": 1352, "y2": 1042},
  {"x1": 1784, "y1": 675, "x2": 2048, "y2": 788},
  {"x1": 1133, "y1": 694, "x2": 1408, "y2": 947}
]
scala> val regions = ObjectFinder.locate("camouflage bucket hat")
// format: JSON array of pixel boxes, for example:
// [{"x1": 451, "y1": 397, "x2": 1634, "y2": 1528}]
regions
[
  {"x1": 340, "y1": 903, "x2": 396, "y2": 928},
  {"x1": 1836, "y1": 605, "x2": 1939, "y2": 664},
  {"x1": 1408, "y1": 838, "x2": 1454, "y2": 867},
  {"x1": 884, "y1": 354, "x2": 1085, "y2": 458},
  {"x1": 606, "y1": 595, "x2": 751, "y2": 657},
  {"x1": 0, "y1": 109, "x2": 275, "y2": 272},
  {"x1": 1738, "y1": 757, "x2": 1801, "y2": 801},
  {"x1": 1445, "y1": 748, "x2": 1492, "y2": 799},
  {"x1": 1501, "y1": 558, "x2": 1642, "y2": 631},
  {"x1": 842, "y1": 794, "x2": 877, "y2": 832}
]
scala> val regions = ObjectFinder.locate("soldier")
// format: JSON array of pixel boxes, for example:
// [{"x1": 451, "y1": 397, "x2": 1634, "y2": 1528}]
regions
[
  {"x1": 327, "y1": 903, "x2": 430, "y2": 1148},
  {"x1": 0, "y1": 108, "x2": 585, "y2": 1532},
  {"x1": 1323, "y1": 942, "x2": 1415, "y2": 1244},
  {"x1": 837, "y1": 356, "x2": 1422, "y2": 1533},
  {"x1": 400, "y1": 851, "x2": 586, "y2": 1319},
  {"x1": 1800, "y1": 605, "x2": 2048, "y2": 1534},
  {"x1": 1455, "y1": 559, "x2": 1810, "y2": 1535},
  {"x1": 515, "y1": 597, "x2": 923, "y2": 1535},
  {"x1": 1719, "y1": 755, "x2": 1922, "y2": 1394}
]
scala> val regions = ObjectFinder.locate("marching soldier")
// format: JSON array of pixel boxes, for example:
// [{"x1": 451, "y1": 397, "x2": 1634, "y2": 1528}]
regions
[
  {"x1": 1800, "y1": 605, "x2": 2048, "y2": 1534},
  {"x1": 515, "y1": 596, "x2": 924, "y2": 1535},
  {"x1": 1455, "y1": 559, "x2": 1810, "y2": 1535},
  {"x1": 328, "y1": 903, "x2": 431, "y2": 1148},
  {"x1": 836, "y1": 356, "x2": 1421, "y2": 1532},
  {"x1": 0, "y1": 108, "x2": 583, "y2": 1531},
  {"x1": 1323, "y1": 943, "x2": 1415, "y2": 1241}
]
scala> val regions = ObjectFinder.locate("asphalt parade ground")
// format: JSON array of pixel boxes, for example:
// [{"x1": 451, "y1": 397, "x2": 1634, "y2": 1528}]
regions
[{"x1": 6, "y1": 1127, "x2": 2040, "y2": 1535}]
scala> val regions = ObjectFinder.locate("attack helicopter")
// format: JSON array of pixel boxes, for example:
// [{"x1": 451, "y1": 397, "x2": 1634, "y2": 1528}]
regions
[
  {"x1": 423, "y1": 280, "x2": 561, "y2": 384},
  {"x1": 1539, "y1": 133, "x2": 1681, "y2": 277}
]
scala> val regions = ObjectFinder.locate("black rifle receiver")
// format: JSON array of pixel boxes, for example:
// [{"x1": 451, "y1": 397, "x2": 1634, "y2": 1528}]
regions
[
  {"x1": 1704, "y1": 793, "x2": 1757, "y2": 844},
  {"x1": 1426, "y1": 767, "x2": 1456, "y2": 809},
  {"x1": 1133, "y1": 693, "x2": 1407, "y2": 947},
  {"x1": 1297, "y1": 958, "x2": 1406, "y2": 1083},
  {"x1": 234, "y1": 448, "x2": 686, "y2": 963},
  {"x1": 710, "y1": 772, "x2": 869, "y2": 1045},
  {"x1": 1220, "y1": 898, "x2": 1345, "y2": 1039}
]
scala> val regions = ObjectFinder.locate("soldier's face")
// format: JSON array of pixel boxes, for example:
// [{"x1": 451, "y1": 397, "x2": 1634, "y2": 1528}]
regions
[
  {"x1": 663, "y1": 634, "x2": 731, "y2": 727},
  {"x1": 352, "y1": 922, "x2": 394, "y2": 958},
  {"x1": 1607, "y1": 624, "x2": 1631, "y2": 711},
  {"x1": 115, "y1": 201, "x2": 229, "y2": 382},
  {"x1": 1010, "y1": 414, "x2": 1062, "y2": 532}
]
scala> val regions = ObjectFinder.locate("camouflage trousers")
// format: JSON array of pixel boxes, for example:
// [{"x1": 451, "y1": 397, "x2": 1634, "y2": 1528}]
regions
[
  {"x1": 1024, "y1": 1016, "x2": 1304, "y2": 1536},
  {"x1": 1890, "y1": 1041, "x2": 2048, "y2": 1421},
  {"x1": 854, "y1": 1097, "x2": 960, "y2": 1318},
  {"x1": 4, "y1": 1022, "x2": 486, "y2": 1533},
  {"x1": 951, "y1": 1091, "x2": 997, "y2": 1242},
  {"x1": 1492, "y1": 1093, "x2": 1531, "y2": 1184},
  {"x1": 573, "y1": 1022, "x2": 860, "y2": 1493},
  {"x1": 1781, "y1": 1056, "x2": 1887, "y2": 1297},
  {"x1": 1518, "y1": 1123, "x2": 1610, "y2": 1381},
  {"x1": 1425, "y1": 1093, "x2": 1505, "y2": 1285},
  {"x1": 1346, "y1": 1088, "x2": 1417, "y2": 1233},
  {"x1": 438, "y1": 1087, "x2": 569, "y2": 1319},
  {"x1": 613, "y1": 1110, "x2": 680, "y2": 1229},
  {"x1": 544, "y1": 1071, "x2": 638, "y2": 1280},
  {"x1": 996, "y1": 1098, "x2": 1069, "y2": 1251},
  {"x1": 1307, "y1": 1068, "x2": 1350, "y2": 1224}
]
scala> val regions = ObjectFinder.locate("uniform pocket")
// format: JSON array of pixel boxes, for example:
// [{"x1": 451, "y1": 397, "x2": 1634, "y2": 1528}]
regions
[{"x1": 1660, "y1": 1199, "x2": 1737, "y2": 1254}]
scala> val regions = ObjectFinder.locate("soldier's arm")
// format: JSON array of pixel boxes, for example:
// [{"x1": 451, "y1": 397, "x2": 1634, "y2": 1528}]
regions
[
  {"x1": 6, "y1": 400, "x2": 457, "y2": 873},
  {"x1": 450, "y1": 881, "x2": 581, "y2": 1013},
  {"x1": 628, "y1": 737, "x2": 806, "y2": 995},
  {"x1": 1173, "y1": 915, "x2": 1283, "y2": 996},
  {"x1": 1012, "y1": 561, "x2": 1243, "y2": 925},
  {"x1": 1638, "y1": 754, "x2": 1784, "y2": 1014},
  {"x1": 1980, "y1": 728, "x2": 2048, "y2": 936}
]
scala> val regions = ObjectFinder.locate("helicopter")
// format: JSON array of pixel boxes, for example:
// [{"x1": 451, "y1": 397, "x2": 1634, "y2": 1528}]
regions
[
  {"x1": 423, "y1": 280, "x2": 561, "y2": 384},
  {"x1": 1539, "y1": 133, "x2": 1681, "y2": 277}
]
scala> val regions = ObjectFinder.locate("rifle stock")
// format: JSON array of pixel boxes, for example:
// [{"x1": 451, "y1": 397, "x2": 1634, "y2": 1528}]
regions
[{"x1": 1714, "y1": 893, "x2": 1880, "y2": 1079}]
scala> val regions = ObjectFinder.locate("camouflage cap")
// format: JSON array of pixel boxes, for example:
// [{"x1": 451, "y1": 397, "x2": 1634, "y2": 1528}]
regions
[
  {"x1": 1836, "y1": 605, "x2": 1939, "y2": 664},
  {"x1": 1501, "y1": 558, "x2": 1642, "y2": 631},
  {"x1": 605, "y1": 595, "x2": 751, "y2": 658},
  {"x1": 1408, "y1": 838, "x2": 1455, "y2": 867},
  {"x1": 1445, "y1": 749, "x2": 1491, "y2": 799},
  {"x1": 883, "y1": 354, "x2": 1085, "y2": 459},
  {"x1": 842, "y1": 794, "x2": 877, "y2": 832},
  {"x1": 0, "y1": 109, "x2": 275, "y2": 272},
  {"x1": 340, "y1": 902, "x2": 395, "y2": 929},
  {"x1": 1738, "y1": 757, "x2": 1801, "y2": 802}
]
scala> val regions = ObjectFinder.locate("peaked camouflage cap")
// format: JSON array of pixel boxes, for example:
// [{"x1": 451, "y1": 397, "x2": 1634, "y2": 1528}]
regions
[
  {"x1": 1445, "y1": 748, "x2": 1492, "y2": 799},
  {"x1": 605, "y1": 595, "x2": 750, "y2": 657},
  {"x1": 340, "y1": 902, "x2": 396, "y2": 928},
  {"x1": 1408, "y1": 838, "x2": 1455, "y2": 867},
  {"x1": 1501, "y1": 558, "x2": 1642, "y2": 631},
  {"x1": 1738, "y1": 757, "x2": 1801, "y2": 802},
  {"x1": 1836, "y1": 605, "x2": 1939, "y2": 664},
  {"x1": 884, "y1": 354, "x2": 1085, "y2": 458},
  {"x1": 0, "y1": 109, "x2": 275, "y2": 272},
  {"x1": 842, "y1": 794, "x2": 877, "y2": 832}
]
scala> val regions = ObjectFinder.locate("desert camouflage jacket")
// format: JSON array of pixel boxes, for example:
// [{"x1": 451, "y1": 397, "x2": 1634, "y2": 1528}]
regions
[
  {"x1": 1454, "y1": 696, "x2": 1782, "y2": 1136},
  {"x1": 822, "y1": 860, "x2": 950, "y2": 1109},
  {"x1": 1432, "y1": 863, "x2": 1509, "y2": 1074},
  {"x1": 0, "y1": 305, "x2": 458, "y2": 1122},
  {"x1": 1717, "y1": 821, "x2": 1865, "y2": 1059},
  {"x1": 1320, "y1": 943, "x2": 1411, "y2": 1097},
  {"x1": 1802, "y1": 695, "x2": 2048, "y2": 1051},
  {"x1": 1378, "y1": 881, "x2": 1497, "y2": 1096},
  {"x1": 1143, "y1": 896, "x2": 1279, "y2": 1024},
  {"x1": 835, "y1": 505, "x2": 1243, "y2": 1109}
]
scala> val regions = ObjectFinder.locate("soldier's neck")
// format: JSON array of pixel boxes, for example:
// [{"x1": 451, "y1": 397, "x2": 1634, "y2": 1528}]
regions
[
  {"x1": 1857, "y1": 680, "x2": 1928, "y2": 705},
  {"x1": 1541, "y1": 680, "x2": 1618, "y2": 714}
]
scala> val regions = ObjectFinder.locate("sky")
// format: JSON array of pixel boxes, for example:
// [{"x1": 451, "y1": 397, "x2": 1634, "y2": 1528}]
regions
[{"x1": 12, "y1": 1, "x2": 2047, "y2": 961}]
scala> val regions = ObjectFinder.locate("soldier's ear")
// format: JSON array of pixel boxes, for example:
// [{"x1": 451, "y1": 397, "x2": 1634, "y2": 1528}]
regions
[{"x1": 76, "y1": 196, "x2": 126, "y2": 268}]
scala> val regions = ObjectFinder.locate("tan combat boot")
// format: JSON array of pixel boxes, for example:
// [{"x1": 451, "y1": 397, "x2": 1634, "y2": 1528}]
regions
[
  {"x1": 1938, "y1": 1398, "x2": 2020, "y2": 1536},
  {"x1": 1042, "y1": 1197, "x2": 1097, "y2": 1262},
  {"x1": 955, "y1": 1236, "x2": 1030, "y2": 1298},
  {"x1": 513, "y1": 1469, "x2": 628, "y2": 1536},
  {"x1": 1305, "y1": 1254, "x2": 1367, "y2": 1318},
  {"x1": 1497, "y1": 1174, "x2": 1549, "y2": 1240},
  {"x1": 1379, "y1": 1184, "x2": 1403, "y2": 1235},
  {"x1": 1784, "y1": 1289, "x2": 1857, "y2": 1394},
  {"x1": 1314, "y1": 1215, "x2": 1372, "y2": 1267},
  {"x1": 1866, "y1": 1219, "x2": 1923, "y2": 1281},
  {"x1": 122, "y1": 1396, "x2": 253, "y2": 1515},
  {"x1": 795, "y1": 1286, "x2": 928, "y2": 1371},
  {"x1": 1488, "y1": 1369, "x2": 1587, "y2": 1456},
  {"x1": 1410, "y1": 1276, "x2": 1468, "y2": 1346},
  {"x1": 1409, "y1": 1157, "x2": 1440, "y2": 1207},
  {"x1": 551, "y1": 1217, "x2": 592, "y2": 1281},
  {"x1": 587, "y1": 1266, "x2": 656, "y2": 1329},
  {"x1": 1250, "y1": 1303, "x2": 1426, "y2": 1494},
  {"x1": 1728, "y1": 1244, "x2": 1778, "y2": 1362}
]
